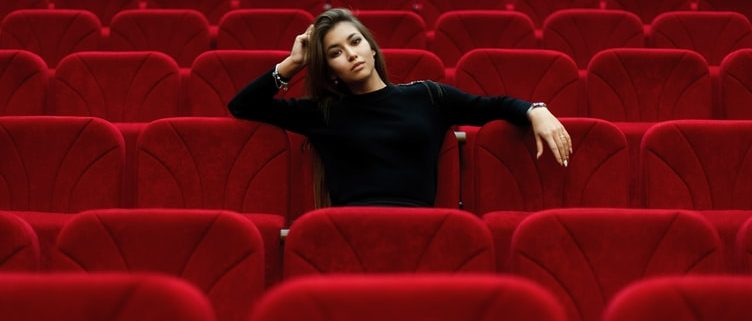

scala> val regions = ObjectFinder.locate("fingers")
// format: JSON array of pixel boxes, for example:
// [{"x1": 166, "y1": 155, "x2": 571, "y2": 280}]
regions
[
  {"x1": 554, "y1": 130, "x2": 571, "y2": 167},
  {"x1": 544, "y1": 135, "x2": 563, "y2": 166},
  {"x1": 535, "y1": 134, "x2": 543, "y2": 159}
]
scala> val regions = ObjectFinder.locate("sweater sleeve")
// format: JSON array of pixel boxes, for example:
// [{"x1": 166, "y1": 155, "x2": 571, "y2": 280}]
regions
[
  {"x1": 227, "y1": 68, "x2": 324, "y2": 135},
  {"x1": 433, "y1": 82, "x2": 532, "y2": 126}
]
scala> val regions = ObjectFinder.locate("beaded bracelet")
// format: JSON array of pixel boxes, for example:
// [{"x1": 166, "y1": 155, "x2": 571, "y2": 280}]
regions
[{"x1": 272, "y1": 63, "x2": 290, "y2": 92}]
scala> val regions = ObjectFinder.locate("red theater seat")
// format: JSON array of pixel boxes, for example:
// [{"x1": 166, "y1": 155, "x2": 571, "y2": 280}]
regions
[
  {"x1": 355, "y1": 10, "x2": 427, "y2": 49},
  {"x1": 283, "y1": 207, "x2": 494, "y2": 278},
  {"x1": 605, "y1": 277, "x2": 752, "y2": 321},
  {"x1": 238, "y1": 0, "x2": 325, "y2": 16},
  {"x1": 0, "y1": 212, "x2": 39, "y2": 271},
  {"x1": 511, "y1": 208, "x2": 722, "y2": 321},
  {"x1": 0, "y1": 274, "x2": 216, "y2": 321},
  {"x1": 0, "y1": 10, "x2": 101, "y2": 67},
  {"x1": 382, "y1": 49, "x2": 444, "y2": 83},
  {"x1": 697, "y1": 0, "x2": 752, "y2": 22},
  {"x1": 329, "y1": 0, "x2": 415, "y2": 11},
  {"x1": 109, "y1": 9, "x2": 210, "y2": 67},
  {"x1": 604, "y1": 0, "x2": 695, "y2": 24},
  {"x1": 0, "y1": 50, "x2": 47, "y2": 116},
  {"x1": 513, "y1": 0, "x2": 601, "y2": 28},
  {"x1": 419, "y1": 0, "x2": 508, "y2": 29},
  {"x1": 0, "y1": 0, "x2": 47, "y2": 21},
  {"x1": 49, "y1": 52, "x2": 180, "y2": 122},
  {"x1": 455, "y1": 49, "x2": 581, "y2": 117},
  {"x1": 642, "y1": 120, "x2": 752, "y2": 209},
  {"x1": 55, "y1": 0, "x2": 139, "y2": 25},
  {"x1": 739, "y1": 218, "x2": 752, "y2": 272},
  {"x1": 250, "y1": 276, "x2": 566, "y2": 321},
  {"x1": 587, "y1": 49, "x2": 711, "y2": 121},
  {"x1": 720, "y1": 49, "x2": 752, "y2": 119},
  {"x1": 543, "y1": 9, "x2": 644, "y2": 69},
  {"x1": 217, "y1": 9, "x2": 314, "y2": 50},
  {"x1": 145, "y1": 0, "x2": 231, "y2": 24}
]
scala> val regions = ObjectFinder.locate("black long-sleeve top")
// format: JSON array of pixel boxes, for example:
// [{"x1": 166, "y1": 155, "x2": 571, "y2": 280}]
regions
[{"x1": 228, "y1": 69, "x2": 532, "y2": 207}]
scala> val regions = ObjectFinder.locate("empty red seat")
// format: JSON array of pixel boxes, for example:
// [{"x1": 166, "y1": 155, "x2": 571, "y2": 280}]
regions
[
  {"x1": 0, "y1": 10, "x2": 101, "y2": 67},
  {"x1": 543, "y1": 9, "x2": 644, "y2": 69},
  {"x1": 739, "y1": 217, "x2": 752, "y2": 272},
  {"x1": 720, "y1": 49, "x2": 752, "y2": 119},
  {"x1": 145, "y1": 0, "x2": 231, "y2": 24},
  {"x1": 109, "y1": 9, "x2": 210, "y2": 67},
  {"x1": 250, "y1": 275, "x2": 566, "y2": 321},
  {"x1": 642, "y1": 120, "x2": 752, "y2": 209},
  {"x1": 217, "y1": 9, "x2": 314, "y2": 50},
  {"x1": 0, "y1": 212, "x2": 39, "y2": 271},
  {"x1": 237, "y1": 0, "x2": 326, "y2": 16},
  {"x1": 513, "y1": 0, "x2": 601, "y2": 27},
  {"x1": 604, "y1": 0, "x2": 695, "y2": 23},
  {"x1": 419, "y1": 0, "x2": 508, "y2": 28},
  {"x1": 697, "y1": 0, "x2": 752, "y2": 22},
  {"x1": 455, "y1": 49, "x2": 581, "y2": 117},
  {"x1": 0, "y1": 274, "x2": 216, "y2": 321},
  {"x1": 52, "y1": 209, "x2": 264, "y2": 321},
  {"x1": 355, "y1": 10, "x2": 426, "y2": 49},
  {"x1": 511, "y1": 208, "x2": 722, "y2": 321},
  {"x1": 0, "y1": 50, "x2": 47, "y2": 116},
  {"x1": 382, "y1": 49, "x2": 444, "y2": 83},
  {"x1": 329, "y1": 0, "x2": 416, "y2": 11},
  {"x1": 284, "y1": 207, "x2": 494, "y2": 278},
  {"x1": 587, "y1": 49, "x2": 711, "y2": 121},
  {"x1": 49, "y1": 51, "x2": 180, "y2": 122},
  {"x1": 605, "y1": 276, "x2": 752, "y2": 321},
  {"x1": 0, "y1": 0, "x2": 47, "y2": 21},
  {"x1": 54, "y1": 0, "x2": 139, "y2": 25}
]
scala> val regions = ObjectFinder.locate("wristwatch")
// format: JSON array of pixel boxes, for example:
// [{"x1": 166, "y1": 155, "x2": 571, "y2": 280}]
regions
[{"x1": 527, "y1": 102, "x2": 547, "y2": 115}]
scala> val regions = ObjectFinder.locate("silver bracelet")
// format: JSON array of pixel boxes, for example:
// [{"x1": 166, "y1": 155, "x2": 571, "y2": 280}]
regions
[
  {"x1": 527, "y1": 102, "x2": 547, "y2": 116},
  {"x1": 272, "y1": 63, "x2": 289, "y2": 92}
]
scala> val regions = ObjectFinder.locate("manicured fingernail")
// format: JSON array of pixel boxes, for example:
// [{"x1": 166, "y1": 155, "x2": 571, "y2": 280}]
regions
[{"x1": 563, "y1": 160, "x2": 568, "y2": 167}]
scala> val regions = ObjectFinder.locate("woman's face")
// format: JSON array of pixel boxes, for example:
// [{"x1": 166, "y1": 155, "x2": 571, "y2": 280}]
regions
[{"x1": 323, "y1": 21, "x2": 377, "y2": 87}]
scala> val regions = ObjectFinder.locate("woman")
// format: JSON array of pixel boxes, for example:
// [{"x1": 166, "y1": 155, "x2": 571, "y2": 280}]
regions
[{"x1": 228, "y1": 8, "x2": 572, "y2": 207}]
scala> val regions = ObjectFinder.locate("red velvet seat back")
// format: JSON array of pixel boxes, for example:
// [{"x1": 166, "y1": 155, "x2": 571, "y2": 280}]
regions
[
  {"x1": 604, "y1": 0, "x2": 694, "y2": 23},
  {"x1": 513, "y1": 0, "x2": 601, "y2": 28},
  {"x1": 55, "y1": 0, "x2": 139, "y2": 25},
  {"x1": 698, "y1": 0, "x2": 752, "y2": 21},
  {"x1": 356, "y1": 10, "x2": 427, "y2": 49},
  {"x1": 237, "y1": 0, "x2": 326, "y2": 16},
  {"x1": 217, "y1": 9, "x2": 314, "y2": 50},
  {"x1": 329, "y1": 0, "x2": 415, "y2": 11},
  {"x1": 382, "y1": 49, "x2": 445, "y2": 83},
  {"x1": 739, "y1": 218, "x2": 752, "y2": 272},
  {"x1": 419, "y1": 0, "x2": 507, "y2": 28},
  {"x1": 720, "y1": 49, "x2": 752, "y2": 119},
  {"x1": 0, "y1": 212, "x2": 39, "y2": 271},
  {"x1": 0, "y1": 0, "x2": 47, "y2": 21},
  {"x1": 145, "y1": 0, "x2": 231, "y2": 24},
  {"x1": 0, "y1": 50, "x2": 47, "y2": 116}
]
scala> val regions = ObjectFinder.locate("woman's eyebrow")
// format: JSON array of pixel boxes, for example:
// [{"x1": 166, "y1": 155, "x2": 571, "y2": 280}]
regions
[{"x1": 327, "y1": 33, "x2": 358, "y2": 51}]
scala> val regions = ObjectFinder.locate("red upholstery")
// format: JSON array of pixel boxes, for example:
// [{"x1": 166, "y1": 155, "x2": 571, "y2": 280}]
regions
[
  {"x1": 483, "y1": 210, "x2": 528, "y2": 272},
  {"x1": 697, "y1": 0, "x2": 752, "y2": 22},
  {"x1": 50, "y1": 52, "x2": 180, "y2": 122},
  {"x1": 604, "y1": 0, "x2": 694, "y2": 23},
  {"x1": 511, "y1": 208, "x2": 722, "y2": 321},
  {"x1": 55, "y1": 0, "x2": 139, "y2": 25},
  {"x1": 0, "y1": 212, "x2": 39, "y2": 271},
  {"x1": 382, "y1": 49, "x2": 444, "y2": 83},
  {"x1": 52, "y1": 209, "x2": 264, "y2": 321},
  {"x1": 238, "y1": 0, "x2": 326, "y2": 16},
  {"x1": 431, "y1": 11, "x2": 537, "y2": 69},
  {"x1": 543, "y1": 9, "x2": 644, "y2": 69},
  {"x1": 355, "y1": 10, "x2": 426, "y2": 49},
  {"x1": 109, "y1": 9, "x2": 210, "y2": 67},
  {"x1": 642, "y1": 120, "x2": 752, "y2": 209},
  {"x1": 329, "y1": 0, "x2": 415, "y2": 11},
  {"x1": 0, "y1": 10, "x2": 101, "y2": 67},
  {"x1": 465, "y1": 118, "x2": 628, "y2": 214},
  {"x1": 0, "y1": 50, "x2": 47, "y2": 116},
  {"x1": 419, "y1": 0, "x2": 508, "y2": 28},
  {"x1": 0, "y1": 116, "x2": 124, "y2": 212},
  {"x1": 250, "y1": 275, "x2": 567, "y2": 321},
  {"x1": 700, "y1": 210, "x2": 752, "y2": 272},
  {"x1": 284, "y1": 207, "x2": 494, "y2": 278},
  {"x1": 188, "y1": 50, "x2": 306, "y2": 116},
  {"x1": 720, "y1": 49, "x2": 752, "y2": 119},
  {"x1": 586, "y1": 49, "x2": 711, "y2": 121},
  {"x1": 0, "y1": 0, "x2": 47, "y2": 20},
  {"x1": 0, "y1": 274, "x2": 216, "y2": 321},
  {"x1": 455, "y1": 49, "x2": 581, "y2": 117},
  {"x1": 145, "y1": 0, "x2": 231, "y2": 24},
  {"x1": 513, "y1": 0, "x2": 601, "y2": 27},
  {"x1": 217, "y1": 9, "x2": 314, "y2": 50},
  {"x1": 613, "y1": 122, "x2": 654, "y2": 208},
  {"x1": 604, "y1": 276, "x2": 752, "y2": 321},
  {"x1": 435, "y1": 130, "x2": 460, "y2": 209},
  {"x1": 740, "y1": 218, "x2": 752, "y2": 272},
  {"x1": 651, "y1": 12, "x2": 752, "y2": 66}
]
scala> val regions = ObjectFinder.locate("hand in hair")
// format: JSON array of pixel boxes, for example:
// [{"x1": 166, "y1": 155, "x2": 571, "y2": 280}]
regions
[{"x1": 278, "y1": 24, "x2": 313, "y2": 79}]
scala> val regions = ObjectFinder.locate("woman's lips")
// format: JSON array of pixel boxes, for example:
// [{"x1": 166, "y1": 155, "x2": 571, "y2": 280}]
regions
[{"x1": 351, "y1": 61, "x2": 365, "y2": 71}]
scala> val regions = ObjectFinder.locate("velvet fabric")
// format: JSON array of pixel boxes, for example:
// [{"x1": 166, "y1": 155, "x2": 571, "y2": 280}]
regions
[
  {"x1": 587, "y1": 48, "x2": 712, "y2": 121},
  {"x1": 50, "y1": 52, "x2": 180, "y2": 122},
  {"x1": 250, "y1": 275, "x2": 567, "y2": 321},
  {"x1": 642, "y1": 120, "x2": 752, "y2": 209},
  {"x1": 604, "y1": 0, "x2": 694, "y2": 23},
  {"x1": 698, "y1": 0, "x2": 752, "y2": 21},
  {"x1": 511, "y1": 208, "x2": 723, "y2": 321},
  {"x1": 237, "y1": 0, "x2": 325, "y2": 16},
  {"x1": 51, "y1": 209, "x2": 264, "y2": 321},
  {"x1": 0, "y1": 9, "x2": 101, "y2": 67},
  {"x1": 720, "y1": 49, "x2": 752, "y2": 119},
  {"x1": 483, "y1": 210, "x2": 528, "y2": 272},
  {"x1": 329, "y1": 0, "x2": 415, "y2": 11},
  {"x1": 382, "y1": 49, "x2": 445, "y2": 83},
  {"x1": 144, "y1": 0, "x2": 231, "y2": 24},
  {"x1": 0, "y1": 212, "x2": 39, "y2": 271},
  {"x1": 418, "y1": 0, "x2": 508, "y2": 28},
  {"x1": 612, "y1": 122, "x2": 654, "y2": 208},
  {"x1": 109, "y1": 9, "x2": 210, "y2": 67},
  {"x1": 284, "y1": 207, "x2": 494, "y2": 278},
  {"x1": 0, "y1": 273, "x2": 216, "y2": 321},
  {"x1": 0, "y1": 50, "x2": 47, "y2": 116},
  {"x1": 0, "y1": 0, "x2": 47, "y2": 21},
  {"x1": 356, "y1": 10, "x2": 427, "y2": 49},
  {"x1": 737, "y1": 218, "x2": 752, "y2": 273},
  {"x1": 55, "y1": 0, "x2": 139, "y2": 25},
  {"x1": 513, "y1": 0, "x2": 601, "y2": 28},
  {"x1": 217, "y1": 9, "x2": 314, "y2": 50}
]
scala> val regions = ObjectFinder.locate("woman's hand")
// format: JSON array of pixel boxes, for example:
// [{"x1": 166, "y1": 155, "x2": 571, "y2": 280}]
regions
[
  {"x1": 528, "y1": 106, "x2": 572, "y2": 167},
  {"x1": 278, "y1": 24, "x2": 314, "y2": 78}
]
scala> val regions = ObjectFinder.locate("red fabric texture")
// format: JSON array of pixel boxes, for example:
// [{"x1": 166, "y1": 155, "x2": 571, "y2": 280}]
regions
[
  {"x1": 0, "y1": 0, "x2": 47, "y2": 20},
  {"x1": 0, "y1": 9, "x2": 101, "y2": 67},
  {"x1": 587, "y1": 48, "x2": 712, "y2": 121},
  {"x1": 511, "y1": 208, "x2": 723, "y2": 321},
  {"x1": 435, "y1": 130, "x2": 460, "y2": 209},
  {"x1": 543, "y1": 9, "x2": 644, "y2": 69},
  {"x1": 604, "y1": 0, "x2": 694, "y2": 23},
  {"x1": 513, "y1": 0, "x2": 601, "y2": 27},
  {"x1": 455, "y1": 49, "x2": 581, "y2": 117},
  {"x1": 466, "y1": 118, "x2": 628, "y2": 214},
  {"x1": 145, "y1": 0, "x2": 231, "y2": 24},
  {"x1": 329, "y1": 0, "x2": 415, "y2": 11},
  {"x1": 217, "y1": 9, "x2": 314, "y2": 50},
  {"x1": 250, "y1": 275, "x2": 567, "y2": 321},
  {"x1": 700, "y1": 210, "x2": 752, "y2": 272},
  {"x1": 0, "y1": 50, "x2": 47, "y2": 116},
  {"x1": 50, "y1": 52, "x2": 180, "y2": 122},
  {"x1": 650, "y1": 12, "x2": 752, "y2": 66},
  {"x1": 720, "y1": 49, "x2": 752, "y2": 119},
  {"x1": 284, "y1": 207, "x2": 494, "y2": 278},
  {"x1": 55, "y1": 0, "x2": 139, "y2": 25},
  {"x1": 613, "y1": 122, "x2": 654, "y2": 207},
  {"x1": 188, "y1": 50, "x2": 306, "y2": 116},
  {"x1": 109, "y1": 9, "x2": 210, "y2": 67},
  {"x1": 0, "y1": 212, "x2": 39, "y2": 271},
  {"x1": 8, "y1": 211, "x2": 74, "y2": 270},
  {"x1": 740, "y1": 218, "x2": 752, "y2": 272},
  {"x1": 0, "y1": 273, "x2": 216, "y2": 321},
  {"x1": 604, "y1": 276, "x2": 752, "y2": 321},
  {"x1": 418, "y1": 0, "x2": 508, "y2": 28},
  {"x1": 382, "y1": 49, "x2": 445, "y2": 83},
  {"x1": 697, "y1": 0, "x2": 752, "y2": 22},
  {"x1": 356, "y1": 10, "x2": 427, "y2": 49},
  {"x1": 431, "y1": 11, "x2": 537, "y2": 68},
  {"x1": 0, "y1": 116, "x2": 124, "y2": 211},
  {"x1": 483, "y1": 210, "x2": 528, "y2": 272},
  {"x1": 642, "y1": 120, "x2": 752, "y2": 209},
  {"x1": 51, "y1": 209, "x2": 264, "y2": 321},
  {"x1": 237, "y1": 0, "x2": 326, "y2": 16}
]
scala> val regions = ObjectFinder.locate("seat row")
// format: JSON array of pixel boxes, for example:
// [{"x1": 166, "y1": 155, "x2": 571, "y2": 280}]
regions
[{"x1": 3, "y1": 207, "x2": 752, "y2": 321}]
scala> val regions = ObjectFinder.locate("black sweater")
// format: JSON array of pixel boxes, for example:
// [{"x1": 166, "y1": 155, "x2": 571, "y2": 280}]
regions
[{"x1": 228, "y1": 69, "x2": 532, "y2": 207}]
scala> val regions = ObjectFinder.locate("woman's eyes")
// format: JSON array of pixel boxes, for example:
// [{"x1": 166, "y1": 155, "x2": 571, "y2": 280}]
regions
[
  {"x1": 352, "y1": 38, "x2": 362, "y2": 45},
  {"x1": 327, "y1": 38, "x2": 362, "y2": 58}
]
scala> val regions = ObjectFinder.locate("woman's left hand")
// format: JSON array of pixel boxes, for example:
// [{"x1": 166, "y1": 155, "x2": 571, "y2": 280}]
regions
[{"x1": 528, "y1": 106, "x2": 572, "y2": 167}]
